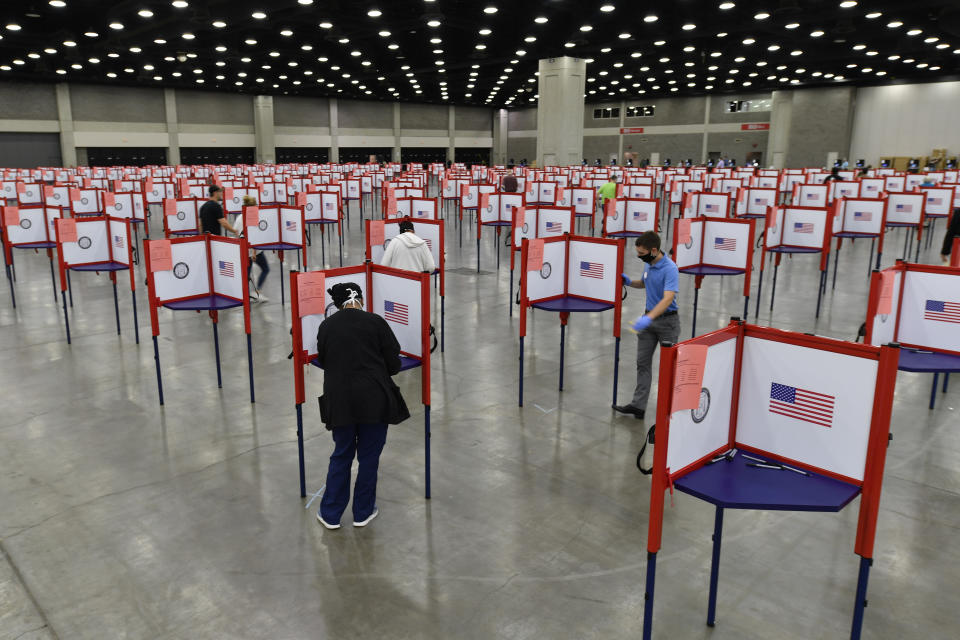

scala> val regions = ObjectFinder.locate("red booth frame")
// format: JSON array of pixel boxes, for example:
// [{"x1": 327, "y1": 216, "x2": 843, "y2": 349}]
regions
[{"x1": 1, "y1": 205, "x2": 63, "y2": 307}]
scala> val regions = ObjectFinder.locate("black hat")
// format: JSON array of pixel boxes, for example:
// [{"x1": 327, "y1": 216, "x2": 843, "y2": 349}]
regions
[
  {"x1": 328, "y1": 282, "x2": 363, "y2": 309},
  {"x1": 398, "y1": 218, "x2": 415, "y2": 233}
]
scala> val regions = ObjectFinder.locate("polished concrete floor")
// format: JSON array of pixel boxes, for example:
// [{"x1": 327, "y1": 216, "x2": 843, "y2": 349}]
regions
[{"x1": 0, "y1": 194, "x2": 957, "y2": 640}]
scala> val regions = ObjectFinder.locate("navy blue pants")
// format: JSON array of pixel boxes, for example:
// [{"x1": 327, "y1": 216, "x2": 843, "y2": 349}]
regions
[{"x1": 320, "y1": 423, "x2": 388, "y2": 524}]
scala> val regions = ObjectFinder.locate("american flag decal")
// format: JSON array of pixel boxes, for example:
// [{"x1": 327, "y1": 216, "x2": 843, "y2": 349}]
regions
[
  {"x1": 633, "y1": 210, "x2": 647, "y2": 221},
  {"x1": 416, "y1": 209, "x2": 429, "y2": 218},
  {"x1": 113, "y1": 234, "x2": 124, "y2": 249},
  {"x1": 895, "y1": 203, "x2": 913, "y2": 213},
  {"x1": 853, "y1": 210, "x2": 872, "y2": 221},
  {"x1": 805, "y1": 192, "x2": 816, "y2": 199},
  {"x1": 794, "y1": 222, "x2": 814, "y2": 233},
  {"x1": 285, "y1": 219, "x2": 298, "y2": 232},
  {"x1": 544, "y1": 221, "x2": 563, "y2": 235},
  {"x1": 769, "y1": 382, "x2": 835, "y2": 428},
  {"x1": 325, "y1": 201, "x2": 334, "y2": 209},
  {"x1": 425, "y1": 238, "x2": 433, "y2": 251},
  {"x1": 384, "y1": 299, "x2": 409, "y2": 325},
  {"x1": 928, "y1": 197, "x2": 942, "y2": 205},
  {"x1": 754, "y1": 198, "x2": 767, "y2": 205},
  {"x1": 924, "y1": 299, "x2": 960, "y2": 324},
  {"x1": 580, "y1": 261, "x2": 604, "y2": 279},
  {"x1": 218, "y1": 260, "x2": 234, "y2": 277},
  {"x1": 714, "y1": 237, "x2": 737, "y2": 251},
  {"x1": 576, "y1": 197, "x2": 586, "y2": 204},
  {"x1": 704, "y1": 203, "x2": 718, "y2": 212}
]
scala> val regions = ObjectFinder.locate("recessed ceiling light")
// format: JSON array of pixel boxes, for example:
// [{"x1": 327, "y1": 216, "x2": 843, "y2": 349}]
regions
[
  {"x1": 6, "y1": 23, "x2": 23, "y2": 31},
  {"x1": 719, "y1": 2, "x2": 735, "y2": 9},
  {"x1": 479, "y1": 28, "x2": 492, "y2": 35},
  {"x1": 887, "y1": 21, "x2": 902, "y2": 28},
  {"x1": 298, "y1": 0, "x2": 314, "y2": 4},
  {"x1": 768, "y1": 44, "x2": 781, "y2": 51},
  {"x1": 252, "y1": 11, "x2": 267, "y2": 19},
  {"x1": 907, "y1": 29, "x2": 922, "y2": 36},
  {"x1": 790, "y1": 50, "x2": 803, "y2": 56},
  {"x1": 865, "y1": 12, "x2": 882, "y2": 18},
  {"x1": 44, "y1": 48, "x2": 56, "y2": 54},
  {"x1": 683, "y1": 45, "x2": 695, "y2": 52},
  {"x1": 245, "y1": 38, "x2": 257, "y2": 45},
  {"x1": 182, "y1": 33, "x2": 195, "y2": 39},
  {"x1": 654, "y1": 40, "x2": 665, "y2": 46},
  {"x1": 280, "y1": 29, "x2": 294, "y2": 36},
  {"x1": 810, "y1": 30, "x2": 825, "y2": 37},
  {"x1": 580, "y1": 25, "x2": 593, "y2": 31},
  {"x1": 619, "y1": 33, "x2": 631, "y2": 39},
  {"x1": 785, "y1": 23, "x2": 799, "y2": 29},
  {"x1": 839, "y1": 1, "x2": 857, "y2": 7},
  {"x1": 49, "y1": 0, "x2": 66, "y2": 6},
  {"x1": 172, "y1": 1, "x2": 189, "y2": 7},
  {"x1": 84, "y1": 31, "x2": 97, "y2": 37},
  {"x1": 924, "y1": 36, "x2": 938, "y2": 43},
  {"x1": 484, "y1": 6, "x2": 498, "y2": 13},
  {"x1": 212, "y1": 20, "x2": 226, "y2": 28},
  {"x1": 63, "y1": 40, "x2": 77, "y2": 46},
  {"x1": 367, "y1": 9, "x2": 381, "y2": 17},
  {"x1": 319, "y1": 21, "x2": 333, "y2": 28},
  {"x1": 743, "y1": 37, "x2": 755, "y2": 44},
  {"x1": 644, "y1": 15, "x2": 658, "y2": 23},
  {"x1": 682, "y1": 23, "x2": 696, "y2": 30},
  {"x1": 524, "y1": 36, "x2": 536, "y2": 42},
  {"x1": 564, "y1": 42, "x2": 575, "y2": 48},
  {"x1": 388, "y1": 43, "x2": 399, "y2": 49},
  {"x1": 754, "y1": 12, "x2": 770, "y2": 20},
  {"x1": 427, "y1": 20, "x2": 441, "y2": 27},
  {"x1": 109, "y1": 22, "x2": 124, "y2": 29},
  {"x1": 138, "y1": 9, "x2": 154, "y2": 17}
]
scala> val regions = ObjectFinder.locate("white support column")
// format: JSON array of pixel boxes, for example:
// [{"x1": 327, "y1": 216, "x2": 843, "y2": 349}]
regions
[
  {"x1": 766, "y1": 90, "x2": 793, "y2": 169},
  {"x1": 447, "y1": 105, "x2": 455, "y2": 163},
  {"x1": 617, "y1": 99, "x2": 626, "y2": 163},
  {"x1": 254, "y1": 95, "x2": 275, "y2": 164},
  {"x1": 163, "y1": 88, "x2": 180, "y2": 166},
  {"x1": 535, "y1": 56, "x2": 586, "y2": 167},
  {"x1": 701, "y1": 95, "x2": 711, "y2": 163},
  {"x1": 329, "y1": 98, "x2": 339, "y2": 163},
  {"x1": 492, "y1": 108, "x2": 508, "y2": 166},
  {"x1": 55, "y1": 83, "x2": 77, "y2": 167},
  {"x1": 392, "y1": 103, "x2": 401, "y2": 163}
]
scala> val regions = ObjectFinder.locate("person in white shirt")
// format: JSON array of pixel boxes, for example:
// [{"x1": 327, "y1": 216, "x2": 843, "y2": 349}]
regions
[{"x1": 380, "y1": 219, "x2": 436, "y2": 273}]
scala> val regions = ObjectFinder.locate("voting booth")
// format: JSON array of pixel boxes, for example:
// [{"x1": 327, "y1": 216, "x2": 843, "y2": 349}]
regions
[
  {"x1": 865, "y1": 261, "x2": 960, "y2": 408},
  {"x1": 602, "y1": 198, "x2": 659, "y2": 238},
  {"x1": 884, "y1": 192, "x2": 926, "y2": 262},
  {"x1": 298, "y1": 190, "x2": 343, "y2": 267},
  {"x1": 144, "y1": 235, "x2": 254, "y2": 406},
  {"x1": 289, "y1": 264, "x2": 433, "y2": 498},
  {"x1": 758, "y1": 206, "x2": 832, "y2": 318},
  {"x1": 672, "y1": 216, "x2": 755, "y2": 336},
  {"x1": 243, "y1": 204, "x2": 308, "y2": 304},
  {"x1": 734, "y1": 187, "x2": 777, "y2": 219},
  {"x1": 830, "y1": 197, "x2": 887, "y2": 288},
  {"x1": 642, "y1": 320, "x2": 899, "y2": 640},
  {"x1": 557, "y1": 186, "x2": 598, "y2": 232},
  {"x1": 517, "y1": 235, "x2": 625, "y2": 406},
  {"x1": 477, "y1": 192, "x2": 523, "y2": 271},
  {"x1": 793, "y1": 183, "x2": 828, "y2": 208},
  {"x1": 162, "y1": 198, "x2": 201, "y2": 237},
  {"x1": 508, "y1": 205, "x2": 577, "y2": 311},
  {"x1": 365, "y1": 218, "x2": 446, "y2": 351},
  {"x1": 54, "y1": 215, "x2": 138, "y2": 345},
  {"x1": 1, "y1": 205, "x2": 64, "y2": 306},
  {"x1": 682, "y1": 192, "x2": 730, "y2": 219}
]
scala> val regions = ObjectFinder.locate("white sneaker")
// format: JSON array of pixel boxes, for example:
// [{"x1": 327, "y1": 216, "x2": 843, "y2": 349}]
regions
[
  {"x1": 256, "y1": 293, "x2": 269, "y2": 303},
  {"x1": 353, "y1": 508, "x2": 379, "y2": 528},
  {"x1": 317, "y1": 512, "x2": 341, "y2": 530}
]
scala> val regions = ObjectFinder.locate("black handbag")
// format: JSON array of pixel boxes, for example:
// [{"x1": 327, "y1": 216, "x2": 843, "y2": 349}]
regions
[{"x1": 387, "y1": 380, "x2": 410, "y2": 425}]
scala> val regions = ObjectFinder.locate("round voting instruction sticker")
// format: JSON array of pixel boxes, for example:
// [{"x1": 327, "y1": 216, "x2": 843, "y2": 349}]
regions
[
  {"x1": 78, "y1": 236, "x2": 92, "y2": 250},
  {"x1": 176, "y1": 211, "x2": 186, "y2": 221},
  {"x1": 879, "y1": 314, "x2": 888, "y2": 324},
  {"x1": 52, "y1": 192, "x2": 62, "y2": 201},
  {"x1": 81, "y1": 197, "x2": 90, "y2": 206},
  {"x1": 114, "y1": 203, "x2": 123, "y2": 212},
  {"x1": 19, "y1": 218, "x2": 31, "y2": 230},
  {"x1": 684, "y1": 238, "x2": 694, "y2": 250},
  {"x1": 258, "y1": 220, "x2": 268, "y2": 231},
  {"x1": 173, "y1": 262, "x2": 190, "y2": 279},
  {"x1": 691, "y1": 387, "x2": 710, "y2": 423},
  {"x1": 540, "y1": 262, "x2": 552, "y2": 279},
  {"x1": 306, "y1": 202, "x2": 314, "y2": 212},
  {"x1": 522, "y1": 222, "x2": 529, "y2": 234}
]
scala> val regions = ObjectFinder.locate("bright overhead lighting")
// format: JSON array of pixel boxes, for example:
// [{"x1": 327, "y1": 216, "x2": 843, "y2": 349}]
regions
[
  {"x1": 785, "y1": 23, "x2": 800, "y2": 29},
  {"x1": 924, "y1": 36, "x2": 938, "y2": 43},
  {"x1": 887, "y1": 21, "x2": 902, "y2": 28},
  {"x1": 427, "y1": 20, "x2": 441, "y2": 27},
  {"x1": 378, "y1": 30, "x2": 390, "y2": 36},
  {"x1": 643, "y1": 15, "x2": 658, "y2": 23},
  {"x1": 580, "y1": 25, "x2": 593, "y2": 31},
  {"x1": 682, "y1": 23, "x2": 696, "y2": 30},
  {"x1": 84, "y1": 31, "x2": 97, "y2": 37},
  {"x1": 743, "y1": 37, "x2": 755, "y2": 44},
  {"x1": 484, "y1": 6, "x2": 498, "y2": 13},
  {"x1": 319, "y1": 21, "x2": 333, "y2": 28},
  {"x1": 839, "y1": 1, "x2": 857, "y2": 7},
  {"x1": 907, "y1": 29, "x2": 922, "y2": 36},
  {"x1": 298, "y1": 0, "x2": 314, "y2": 4},
  {"x1": 866, "y1": 12, "x2": 882, "y2": 18},
  {"x1": 619, "y1": 32, "x2": 631, "y2": 39},
  {"x1": 280, "y1": 29, "x2": 293, "y2": 36},
  {"x1": 852, "y1": 44, "x2": 866, "y2": 50},
  {"x1": 252, "y1": 12, "x2": 267, "y2": 20},
  {"x1": 719, "y1": 2, "x2": 735, "y2": 9},
  {"x1": 182, "y1": 33, "x2": 195, "y2": 40},
  {"x1": 790, "y1": 50, "x2": 803, "y2": 56},
  {"x1": 524, "y1": 36, "x2": 535, "y2": 42},
  {"x1": 44, "y1": 48, "x2": 56, "y2": 53},
  {"x1": 479, "y1": 28, "x2": 492, "y2": 35},
  {"x1": 63, "y1": 40, "x2": 77, "y2": 46},
  {"x1": 367, "y1": 9, "x2": 382, "y2": 17},
  {"x1": 564, "y1": 42, "x2": 575, "y2": 48},
  {"x1": 810, "y1": 30, "x2": 825, "y2": 37},
  {"x1": 138, "y1": 9, "x2": 154, "y2": 17},
  {"x1": 245, "y1": 38, "x2": 257, "y2": 45},
  {"x1": 754, "y1": 12, "x2": 770, "y2": 20},
  {"x1": 212, "y1": 20, "x2": 226, "y2": 28},
  {"x1": 654, "y1": 40, "x2": 665, "y2": 46},
  {"x1": 768, "y1": 44, "x2": 781, "y2": 51},
  {"x1": 109, "y1": 22, "x2": 124, "y2": 29},
  {"x1": 171, "y1": 1, "x2": 189, "y2": 7},
  {"x1": 49, "y1": 0, "x2": 66, "y2": 6},
  {"x1": 388, "y1": 43, "x2": 399, "y2": 49}
]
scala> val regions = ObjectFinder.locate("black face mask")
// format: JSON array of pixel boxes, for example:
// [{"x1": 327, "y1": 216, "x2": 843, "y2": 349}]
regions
[{"x1": 639, "y1": 251, "x2": 657, "y2": 264}]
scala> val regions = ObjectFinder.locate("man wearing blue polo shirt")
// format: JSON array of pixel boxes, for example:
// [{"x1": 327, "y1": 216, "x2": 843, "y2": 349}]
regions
[{"x1": 614, "y1": 231, "x2": 681, "y2": 420}]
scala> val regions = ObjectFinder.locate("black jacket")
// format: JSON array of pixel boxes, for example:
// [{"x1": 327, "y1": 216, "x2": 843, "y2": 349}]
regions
[
  {"x1": 316, "y1": 308, "x2": 406, "y2": 429},
  {"x1": 941, "y1": 209, "x2": 960, "y2": 256}
]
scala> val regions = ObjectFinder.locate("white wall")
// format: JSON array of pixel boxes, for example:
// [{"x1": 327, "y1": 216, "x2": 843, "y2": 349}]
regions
[{"x1": 849, "y1": 81, "x2": 960, "y2": 165}]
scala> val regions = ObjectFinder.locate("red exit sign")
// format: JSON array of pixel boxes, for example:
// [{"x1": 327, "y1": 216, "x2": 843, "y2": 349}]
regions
[
  {"x1": 620, "y1": 127, "x2": 645, "y2": 134},
  {"x1": 741, "y1": 123, "x2": 770, "y2": 131}
]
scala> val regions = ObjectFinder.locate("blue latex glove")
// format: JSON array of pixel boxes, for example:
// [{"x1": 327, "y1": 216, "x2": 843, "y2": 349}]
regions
[
  {"x1": 631, "y1": 314, "x2": 652, "y2": 332},
  {"x1": 621, "y1": 272, "x2": 632, "y2": 286}
]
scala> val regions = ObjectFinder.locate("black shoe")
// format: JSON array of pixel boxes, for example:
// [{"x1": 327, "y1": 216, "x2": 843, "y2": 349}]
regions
[{"x1": 613, "y1": 404, "x2": 645, "y2": 419}]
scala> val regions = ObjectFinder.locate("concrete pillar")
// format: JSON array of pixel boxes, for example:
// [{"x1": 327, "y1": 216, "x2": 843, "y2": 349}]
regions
[
  {"x1": 701, "y1": 95, "x2": 711, "y2": 163},
  {"x1": 447, "y1": 105, "x2": 455, "y2": 163},
  {"x1": 617, "y1": 100, "x2": 626, "y2": 163},
  {"x1": 329, "y1": 98, "x2": 339, "y2": 163},
  {"x1": 164, "y1": 88, "x2": 180, "y2": 166},
  {"x1": 55, "y1": 84, "x2": 77, "y2": 167},
  {"x1": 392, "y1": 103, "x2": 401, "y2": 163},
  {"x1": 535, "y1": 56, "x2": 586, "y2": 167},
  {"x1": 254, "y1": 95, "x2": 275, "y2": 164},
  {"x1": 766, "y1": 90, "x2": 793, "y2": 169},
  {"x1": 492, "y1": 108, "x2": 508, "y2": 166}
]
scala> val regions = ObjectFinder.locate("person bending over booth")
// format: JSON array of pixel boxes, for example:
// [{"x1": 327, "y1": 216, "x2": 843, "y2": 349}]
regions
[
  {"x1": 942, "y1": 207, "x2": 960, "y2": 266},
  {"x1": 380, "y1": 219, "x2": 436, "y2": 273},
  {"x1": 316, "y1": 283, "x2": 409, "y2": 530},
  {"x1": 614, "y1": 232, "x2": 681, "y2": 420},
  {"x1": 598, "y1": 174, "x2": 619, "y2": 209}
]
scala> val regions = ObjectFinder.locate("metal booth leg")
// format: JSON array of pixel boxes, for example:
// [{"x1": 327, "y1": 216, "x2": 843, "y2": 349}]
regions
[
  {"x1": 930, "y1": 372, "x2": 939, "y2": 410},
  {"x1": 424, "y1": 404, "x2": 431, "y2": 499},
  {"x1": 707, "y1": 506, "x2": 725, "y2": 627},
  {"x1": 296, "y1": 403, "x2": 306, "y2": 497},
  {"x1": 642, "y1": 551, "x2": 658, "y2": 640},
  {"x1": 850, "y1": 556, "x2": 873, "y2": 640},
  {"x1": 152, "y1": 335, "x2": 164, "y2": 405}
]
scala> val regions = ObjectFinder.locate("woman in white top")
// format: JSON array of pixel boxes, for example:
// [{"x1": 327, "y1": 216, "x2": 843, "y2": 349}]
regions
[{"x1": 380, "y1": 219, "x2": 436, "y2": 273}]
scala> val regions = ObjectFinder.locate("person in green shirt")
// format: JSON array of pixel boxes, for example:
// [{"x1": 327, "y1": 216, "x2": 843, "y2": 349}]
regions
[{"x1": 598, "y1": 174, "x2": 619, "y2": 208}]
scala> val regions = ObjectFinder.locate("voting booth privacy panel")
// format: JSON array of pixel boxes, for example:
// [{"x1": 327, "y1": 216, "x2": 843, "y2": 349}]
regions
[
  {"x1": 163, "y1": 198, "x2": 201, "y2": 237},
  {"x1": 143, "y1": 235, "x2": 253, "y2": 405},
  {"x1": 289, "y1": 264, "x2": 432, "y2": 499},
  {"x1": 517, "y1": 235, "x2": 625, "y2": 406},
  {"x1": 365, "y1": 218, "x2": 445, "y2": 286},
  {"x1": 642, "y1": 321, "x2": 899, "y2": 640},
  {"x1": 1, "y1": 205, "x2": 65, "y2": 306},
  {"x1": 603, "y1": 198, "x2": 659, "y2": 237}
]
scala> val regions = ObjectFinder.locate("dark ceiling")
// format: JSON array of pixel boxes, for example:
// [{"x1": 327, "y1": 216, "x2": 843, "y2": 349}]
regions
[{"x1": 1, "y1": 0, "x2": 959, "y2": 108}]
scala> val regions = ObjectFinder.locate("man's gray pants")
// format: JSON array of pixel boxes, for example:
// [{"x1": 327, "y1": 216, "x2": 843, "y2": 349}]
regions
[{"x1": 630, "y1": 313, "x2": 682, "y2": 411}]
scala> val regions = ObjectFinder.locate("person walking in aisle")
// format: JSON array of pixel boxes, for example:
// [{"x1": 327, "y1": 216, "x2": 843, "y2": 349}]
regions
[
  {"x1": 199, "y1": 185, "x2": 241, "y2": 236},
  {"x1": 240, "y1": 195, "x2": 270, "y2": 302},
  {"x1": 597, "y1": 174, "x2": 619, "y2": 210},
  {"x1": 316, "y1": 283, "x2": 409, "y2": 529},
  {"x1": 613, "y1": 231, "x2": 681, "y2": 420}
]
